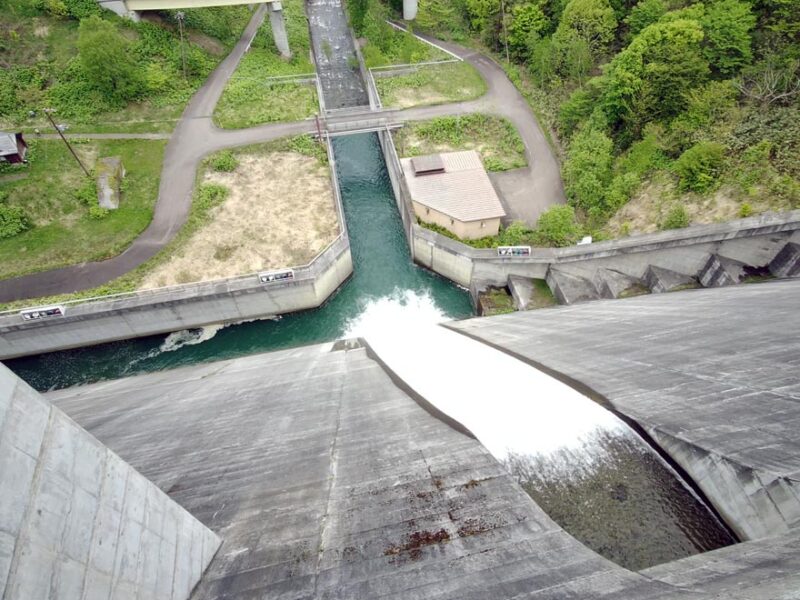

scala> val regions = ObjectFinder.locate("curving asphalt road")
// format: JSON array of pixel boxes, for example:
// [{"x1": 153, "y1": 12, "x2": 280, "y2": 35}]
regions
[{"x1": 0, "y1": 15, "x2": 565, "y2": 303}]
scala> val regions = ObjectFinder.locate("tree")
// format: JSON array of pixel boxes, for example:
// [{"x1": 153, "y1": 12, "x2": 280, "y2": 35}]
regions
[
  {"x1": 554, "y1": 0, "x2": 617, "y2": 59},
  {"x1": 563, "y1": 124, "x2": 614, "y2": 215},
  {"x1": 348, "y1": 0, "x2": 369, "y2": 35},
  {"x1": 674, "y1": 141, "x2": 726, "y2": 192},
  {"x1": 465, "y1": 0, "x2": 500, "y2": 31},
  {"x1": 600, "y1": 18, "x2": 709, "y2": 135},
  {"x1": 508, "y1": 3, "x2": 549, "y2": 55},
  {"x1": 701, "y1": 0, "x2": 756, "y2": 76},
  {"x1": 737, "y1": 55, "x2": 800, "y2": 106},
  {"x1": 534, "y1": 205, "x2": 582, "y2": 246},
  {"x1": 624, "y1": 0, "x2": 665, "y2": 38},
  {"x1": 77, "y1": 16, "x2": 143, "y2": 103}
]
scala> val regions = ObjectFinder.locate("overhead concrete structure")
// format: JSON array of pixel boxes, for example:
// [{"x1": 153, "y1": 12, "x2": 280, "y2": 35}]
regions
[
  {"x1": 0, "y1": 363, "x2": 220, "y2": 599},
  {"x1": 31, "y1": 279, "x2": 800, "y2": 598}
]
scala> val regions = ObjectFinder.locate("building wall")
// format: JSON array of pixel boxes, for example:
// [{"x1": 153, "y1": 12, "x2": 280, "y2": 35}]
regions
[
  {"x1": 0, "y1": 363, "x2": 220, "y2": 599},
  {"x1": 412, "y1": 201, "x2": 500, "y2": 240}
]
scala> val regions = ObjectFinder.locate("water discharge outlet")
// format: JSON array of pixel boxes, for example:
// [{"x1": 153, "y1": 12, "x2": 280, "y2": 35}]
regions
[{"x1": 355, "y1": 321, "x2": 736, "y2": 570}]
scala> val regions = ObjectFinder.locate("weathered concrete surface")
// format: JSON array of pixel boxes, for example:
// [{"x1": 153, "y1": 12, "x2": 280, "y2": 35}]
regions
[
  {"x1": 448, "y1": 279, "x2": 800, "y2": 542},
  {"x1": 508, "y1": 274, "x2": 535, "y2": 309},
  {"x1": 41, "y1": 328, "x2": 800, "y2": 598},
  {"x1": 0, "y1": 363, "x2": 219, "y2": 599},
  {"x1": 267, "y1": 1, "x2": 291, "y2": 58},
  {"x1": 45, "y1": 344, "x2": 699, "y2": 600}
]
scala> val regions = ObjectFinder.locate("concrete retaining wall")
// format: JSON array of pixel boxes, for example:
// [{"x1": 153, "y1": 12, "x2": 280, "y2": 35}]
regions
[
  {"x1": 413, "y1": 210, "x2": 800, "y2": 288},
  {"x1": 0, "y1": 238, "x2": 352, "y2": 359},
  {"x1": 378, "y1": 129, "x2": 417, "y2": 257},
  {"x1": 0, "y1": 363, "x2": 219, "y2": 599},
  {"x1": 648, "y1": 428, "x2": 800, "y2": 541}
]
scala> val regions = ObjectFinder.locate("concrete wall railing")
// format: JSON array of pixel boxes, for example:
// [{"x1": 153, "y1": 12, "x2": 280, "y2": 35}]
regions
[
  {"x1": 0, "y1": 363, "x2": 220, "y2": 599},
  {"x1": 411, "y1": 210, "x2": 800, "y2": 288},
  {"x1": 0, "y1": 139, "x2": 353, "y2": 360}
]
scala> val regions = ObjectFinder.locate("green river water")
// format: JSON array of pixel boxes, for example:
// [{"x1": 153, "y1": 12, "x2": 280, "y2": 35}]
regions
[{"x1": 7, "y1": 133, "x2": 473, "y2": 391}]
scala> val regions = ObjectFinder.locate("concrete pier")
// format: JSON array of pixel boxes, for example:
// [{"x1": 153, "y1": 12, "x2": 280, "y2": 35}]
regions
[{"x1": 267, "y1": 1, "x2": 291, "y2": 58}]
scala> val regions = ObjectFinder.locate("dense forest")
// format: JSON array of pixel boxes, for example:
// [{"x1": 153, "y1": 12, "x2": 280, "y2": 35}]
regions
[{"x1": 401, "y1": 0, "x2": 800, "y2": 240}]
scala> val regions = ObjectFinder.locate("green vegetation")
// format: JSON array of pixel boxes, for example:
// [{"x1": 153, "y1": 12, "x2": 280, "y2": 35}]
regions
[
  {"x1": 408, "y1": 0, "x2": 800, "y2": 237},
  {"x1": 480, "y1": 287, "x2": 516, "y2": 315},
  {"x1": 419, "y1": 204, "x2": 583, "y2": 248},
  {"x1": 0, "y1": 138, "x2": 166, "y2": 280},
  {"x1": 0, "y1": 0, "x2": 251, "y2": 133},
  {"x1": 210, "y1": 150, "x2": 239, "y2": 172},
  {"x1": 529, "y1": 278, "x2": 557, "y2": 308},
  {"x1": 394, "y1": 114, "x2": 526, "y2": 171},
  {"x1": 213, "y1": 0, "x2": 317, "y2": 128},
  {"x1": 0, "y1": 135, "x2": 326, "y2": 310},
  {"x1": 660, "y1": 204, "x2": 690, "y2": 230},
  {"x1": 349, "y1": 0, "x2": 450, "y2": 66},
  {"x1": 374, "y1": 61, "x2": 487, "y2": 107}
]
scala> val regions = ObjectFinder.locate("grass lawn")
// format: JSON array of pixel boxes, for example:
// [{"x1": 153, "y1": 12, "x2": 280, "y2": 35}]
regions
[
  {"x1": 0, "y1": 139, "x2": 165, "y2": 280},
  {"x1": 394, "y1": 114, "x2": 526, "y2": 171},
  {"x1": 374, "y1": 61, "x2": 486, "y2": 108},
  {"x1": 0, "y1": 135, "x2": 326, "y2": 310},
  {"x1": 214, "y1": 0, "x2": 318, "y2": 128}
]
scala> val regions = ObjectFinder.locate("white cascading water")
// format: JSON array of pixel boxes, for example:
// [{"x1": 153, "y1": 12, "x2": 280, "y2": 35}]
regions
[{"x1": 345, "y1": 289, "x2": 627, "y2": 466}]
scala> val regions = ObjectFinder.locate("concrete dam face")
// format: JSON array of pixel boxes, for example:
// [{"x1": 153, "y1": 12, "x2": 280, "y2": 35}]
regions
[{"x1": 4, "y1": 280, "x2": 800, "y2": 599}]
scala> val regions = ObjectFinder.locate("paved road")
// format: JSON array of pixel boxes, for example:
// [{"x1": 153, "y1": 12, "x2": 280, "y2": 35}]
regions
[
  {"x1": 399, "y1": 31, "x2": 567, "y2": 226},
  {"x1": 0, "y1": 19, "x2": 565, "y2": 303}
]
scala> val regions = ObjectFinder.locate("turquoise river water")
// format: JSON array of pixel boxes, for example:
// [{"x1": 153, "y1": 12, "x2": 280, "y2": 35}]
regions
[{"x1": 7, "y1": 133, "x2": 473, "y2": 391}]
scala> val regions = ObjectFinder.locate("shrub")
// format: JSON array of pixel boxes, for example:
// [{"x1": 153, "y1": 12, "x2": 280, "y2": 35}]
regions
[
  {"x1": 660, "y1": 204, "x2": 689, "y2": 229},
  {"x1": 563, "y1": 124, "x2": 613, "y2": 215},
  {"x1": 211, "y1": 150, "x2": 239, "y2": 172},
  {"x1": 195, "y1": 183, "x2": 228, "y2": 210},
  {"x1": 77, "y1": 16, "x2": 144, "y2": 104},
  {"x1": 88, "y1": 205, "x2": 109, "y2": 220},
  {"x1": 75, "y1": 178, "x2": 97, "y2": 206},
  {"x1": 0, "y1": 204, "x2": 30, "y2": 239},
  {"x1": 738, "y1": 203, "x2": 753, "y2": 218},
  {"x1": 674, "y1": 141, "x2": 726, "y2": 193},
  {"x1": 534, "y1": 205, "x2": 582, "y2": 246}
]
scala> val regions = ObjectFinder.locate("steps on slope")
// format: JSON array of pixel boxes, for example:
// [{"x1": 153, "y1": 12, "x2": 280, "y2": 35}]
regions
[
  {"x1": 769, "y1": 242, "x2": 800, "y2": 278},
  {"x1": 545, "y1": 267, "x2": 600, "y2": 304},
  {"x1": 592, "y1": 268, "x2": 649, "y2": 299},
  {"x1": 698, "y1": 254, "x2": 748, "y2": 287},
  {"x1": 645, "y1": 265, "x2": 698, "y2": 293}
]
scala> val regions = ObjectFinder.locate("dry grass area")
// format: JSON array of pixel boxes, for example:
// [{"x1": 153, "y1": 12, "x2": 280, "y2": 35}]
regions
[
  {"x1": 604, "y1": 174, "x2": 783, "y2": 237},
  {"x1": 139, "y1": 152, "x2": 338, "y2": 288}
]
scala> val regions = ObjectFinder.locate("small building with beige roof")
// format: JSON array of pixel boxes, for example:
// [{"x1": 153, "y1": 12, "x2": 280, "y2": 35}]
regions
[{"x1": 401, "y1": 150, "x2": 506, "y2": 240}]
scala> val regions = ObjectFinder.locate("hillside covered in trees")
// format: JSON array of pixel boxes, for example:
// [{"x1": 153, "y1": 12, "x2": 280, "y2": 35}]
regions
[
  {"x1": 405, "y1": 0, "x2": 800, "y2": 240},
  {"x1": 0, "y1": 0, "x2": 253, "y2": 132}
]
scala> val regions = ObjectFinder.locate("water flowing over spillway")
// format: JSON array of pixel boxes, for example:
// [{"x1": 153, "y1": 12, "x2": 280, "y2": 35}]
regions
[{"x1": 357, "y1": 321, "x2": 735, "y2": 570}]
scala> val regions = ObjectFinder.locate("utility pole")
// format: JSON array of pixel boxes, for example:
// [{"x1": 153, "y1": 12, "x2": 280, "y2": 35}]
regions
[
  {"x1": 177, "y1": 11, "x2": 188, "y2": 82},
  {"x1": 500, "y1": 0, "x2": 510, "y2": 65},
  {"x1": 43, "y1": 108, "x2": 91, "y2": 179}
]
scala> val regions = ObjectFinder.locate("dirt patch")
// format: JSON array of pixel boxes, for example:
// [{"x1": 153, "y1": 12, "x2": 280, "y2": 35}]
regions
[
  {"x1": 140, "y1": 152, "x2": 338, "y2": 288},
  {"x1": 33, "y1": 23, "x2": 49, "y2": 38}
]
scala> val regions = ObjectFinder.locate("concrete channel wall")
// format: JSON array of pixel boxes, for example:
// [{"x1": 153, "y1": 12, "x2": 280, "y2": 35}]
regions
[
  {"x1": 378, "y1": 128, "x2": 418, "y2": 258},
  {"x1": 0, "y1": 141, "x2": 353, "y2": 360},
  {"x1": 413, "y1": 210, "x2": 800, "y2": 288},
  {"x1": 0, "y1": 363, "x2": 220, "y2": 599},
  {"x1": 0, "y1": 237, "x2": 352, "y2": 360}
]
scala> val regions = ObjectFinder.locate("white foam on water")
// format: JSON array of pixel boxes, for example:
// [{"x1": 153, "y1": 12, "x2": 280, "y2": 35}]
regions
[
  {"x1": 159, "y1": 323, "x2": 227, "y2": 353},
  {"x1": 344, "y1": 288, "x2": 449, "y2": 338},
  {"x1": 348, "y1": 295, "x2": 627, "y2": 462}
]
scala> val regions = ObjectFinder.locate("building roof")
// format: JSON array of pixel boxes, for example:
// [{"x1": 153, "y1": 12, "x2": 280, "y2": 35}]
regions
[
  {"x1": 401, "y1": 151, "x2": 506, "y2": 222},
  {"x1": 0, "y1": 132, "x2": 19, "y2": 156}
]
